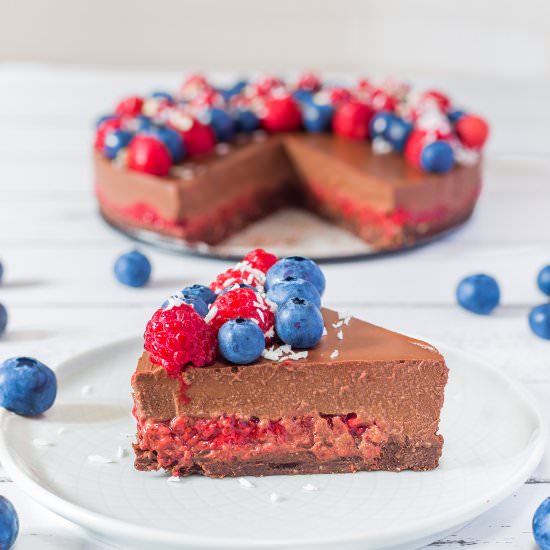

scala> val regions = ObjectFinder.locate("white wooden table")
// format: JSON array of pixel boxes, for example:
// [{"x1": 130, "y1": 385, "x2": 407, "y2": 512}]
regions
[{"x1": 1, "y1": 66, "x2": 549, "y2": 549}]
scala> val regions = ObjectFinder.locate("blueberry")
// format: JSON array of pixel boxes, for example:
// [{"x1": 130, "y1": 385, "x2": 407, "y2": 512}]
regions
[
  {"x1": 302, "y1": 102, "x2": 334, "y2": 133},
  {"x1": 234, "y1": 109, "x2": 260, "y2": 133},
  {"x1": 0, "y1": 303, "x2": 7, "y2": 336},
  {"x1": 293, "y1": 89, "x2": 314, "y2": 104},
  {"x1": 218, "y1": 80, "x2": 248, "y2": 101},
  {"x1": 219, "y1": 283, "x2": 258, "y2": 296},
  {"x1": 202, "y1": 108, "x2": 236, "y2": 142},
  {"x1": 448, "y1": 109, "x2": 466, "y2": 124},
  {"x1": 114, "y1": 250, "x2": 151, "y2": 288},
  {"x1": 181, "y1": 284, "x2": 217, "y2": 305},
  {"x1": 104, "y1": 129, "x2": 133, "y2": 160},
  {"x1": 266, "y1": 256, "x2": 325, "y2": 295},
  {"x1": 369, "y1": 112, "x2": 412, "y2": 153},
  {"x1": 162, "y1": 293, "x2": 208, "y2": 317},
  {"x1": 533, "y1": 497, "x2": 550, "y2": 549},
  {"x1": 0, "y1": 357, "x2": 57, "y2": 416},
  {"x1": 276, "y1": 298, "x2": 324, "y2": 348},
  {"x1": 0, "y1": 496, "x2": 18, "y2": 550},
  {"x1": 529, "y1": 303, "x2": 550, "y2": 340},
  {"x1": 537, "y1": 265, "x2": 550, "y2": 296},
  {"x1": 456, "y1": 274, "x2": 500, "y2": 315},
  {"x1": 420, "y1": 141, "x2": 455, "y2": 174},
  {"x1": 145, "y1": 126, "x2": 185, "y2": 163},
  {"x1": 133, "y1": 115, "x2": 153, "y2": 132},
  {"x1": 151, "y1": 91, "x2": 174, "y2": 102},
  {"x1": 267, "y1": 276, "x2": 321, "y2": 308},
  {"x1": 218, "y1": 318, "x2": 265, "y2": 364},
  {"x1": 0, "y1": 260, "x2": 3, "y2": 283}
]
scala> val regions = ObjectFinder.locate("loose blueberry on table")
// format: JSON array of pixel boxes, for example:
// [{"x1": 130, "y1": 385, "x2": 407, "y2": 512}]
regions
[
  {"x1": 114, "y1": 250, "x2": 152, "y2": 287},
  {"x1": 0, "y1": 496, "x2": 19, "y2": 550},
  {"x1": 0, "y1": 302, "x2": 7, "y2": 337},
  {"x1": 533, "y1": 497, "x2": 550, "y2": 550},
  {"x1": 456, "y1": 273, "x2": 500, "y2": 315},
  {"x1": 529, "y1": 303, "x2": 550, "y2": 340}
]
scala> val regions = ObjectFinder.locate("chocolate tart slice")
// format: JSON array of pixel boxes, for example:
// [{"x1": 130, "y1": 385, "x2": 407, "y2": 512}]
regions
[{"x1": 132, "y1": 308, "x2": 447, "y2": 478}]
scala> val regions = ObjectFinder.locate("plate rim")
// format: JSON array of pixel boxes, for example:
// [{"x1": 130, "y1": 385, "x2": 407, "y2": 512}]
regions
[{"x1": 0, "y1": 336, "x2": 546, "y2": 549}]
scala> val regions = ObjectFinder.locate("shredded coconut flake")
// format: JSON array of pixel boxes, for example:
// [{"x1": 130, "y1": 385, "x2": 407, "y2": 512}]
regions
[
  {"x1": 322, "y1": 326, "x2": 328, "y2": 336},
  {"x1": 344, "y1": 316, "x2": 352, "y2": 326},
  {"x1": 330, "y1": 349, "x2": 340, "y2": 359},
  {"x1": 332, "y1": 320, "x2": 344, "y2": 329},
  {"x1": 264, "y1": 326, "x2": 275, "y2": 339},
  {"x1": 270, "y1": 492, "x2": 284, "y2": 503},
  {"x1": 238, "y1": 478, "x2": 256, "y2": 489},
  {"x1": 57, "y1": 427, "x2": 68, "y2": 436},
  {"x1": 33, "y1": 438, "x2": 54, "y2": 448},
  {"x1": 204, "y1": 305, "x2": 218, "y2": 324},
  {"x1": 167, "y1": 476, "x2": 182, "y2": 483},
  {"x1": 88, "y1": 454, "x2": 114, "y2": 464},
  {"x1": 116, "y1": 446, "x2": 128, "y2": 459},
  {"x1": 303, "y1": 483, "x2": 319, "y2": 491},
  {"x1": 284, "y1": 350, "x2": 308, "y2": 361},
  {"x1": 337, "y1": 330, "x2": 344, "y2": 340},
  {"x1": 338, "y1": 311, "x2": 350, "y2": 320}
]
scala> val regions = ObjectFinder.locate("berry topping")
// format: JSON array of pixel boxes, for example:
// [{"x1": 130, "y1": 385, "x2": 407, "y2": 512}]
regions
[
  {"x1": 145, "y1": 126, "x2": 185, "y2": 162},
  {"x1": 207, "y1": 287, "x2": 274, "y2": 335},
  {"x1": 420, "y1": 141, "x2": 455, "y2": 174},
  {"x1": 94, "y1": 117, "x2": 122, "y2": 151},
  {"x1": 275, "y1": 297, "x2": 324, "y2": 348},
  {"x1": 127, "y1": 134, "x2": 172, "y2": 176},
  {"x1": 178, "y1": 117, "x2": 217, "y2": 157},
  {"x1": 0, "y1": 496, "x2": 18, "y2": 550},
  {"x1": 219, "y1": 283, "x2": 258, "y2": 295},
  {"x1": 533, "y1": 497, "x2": 550, "y2": 550},
  {"x1": 218, "y1": 318, "x2": 265, "y2": 364},
  {"x1": 242, "y1": 248, "x2": 278, "y2": 273},
  {"x1": 180, "y1": 74, "x2": 209, "y2": 99},
  {"x1": 252, "y1": 75, "x2": 284, "y2": 96},
  {"x1": 114, "y1": 250, "x2": 151, "y2": 288},
  {"x1": 234, "y1": 108, "x2": 260, "y2": 133},
  {"x1": 537, "y1": 265, "x2": 550, "y2": 297},
  {"x1": 0, "y1": 303, "x2": 8, "y2": 337},
  {"x1": 181, "y1": 284, "x2": 217, "y2": 305},
  {"x1": 370, "y1": 112, "x2": 412, "y2": 153},
  {"x1": 103, "y1": 129, "x2": 133, "y2": 160},
  {"x1": 296, "y1": 72, "x2": 322, "y2": 92},
  {"x1": 302, "y1": 102, "x2": 334, "y2": 133},
  {"x1": 266, "y1": 256, "x2": 325, "y2": 295},
  {"x1": 327, "y1": 87, "x2": 353, "y2": 106},
  {"x1": 370, "y1": 88, "x2": 397, "y2": 112},
  {"x1": 404, "y1": 129, "x2": 428, "y2": 168},
  {"x1": 267, "y1": 276, "x2": 321, "y2": 309},
  {"x1": 0, "y1": 357, "x2": 57, "y2": 416},
  {"x1": 261, "y1": 95, "x2": 302, "y2": 133},
  {"x1": 151, "y1": 91, "x2": 174, "y2": 102},
  {"x1": 418, "y1": 90, "x2": 451, "y2": 112},
  {"x1": 455, "y1": 114, "x2": 489, "y2": 149},
  {"x1": 115, "y1": 96, "x2": 144, "y2": 117},
  {"x1": 456, "y1": 274, "x2": 500, "y2": 315},
  {"x1": 144, "y1": 303, "x2": 217, "y2": 375},
  {"x1": 332, "y1": 100, "x2": 373, "y2": 141},
  {"x1": 210, "y1": 267, "x2": 264, "y2": 293},
  {"x1": 529, "y1": 304, "x2": 550, "y2": 340}
]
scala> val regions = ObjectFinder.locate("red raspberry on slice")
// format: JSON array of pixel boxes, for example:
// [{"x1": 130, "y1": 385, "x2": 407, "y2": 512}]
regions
[
  {"x1": 455, "y1": 115, "x2": 489, "y2": 149},
  {"x1": 370, "y1": 89, "x2": 397, "y2": 112},
  {"x1": 128, "y1": 135, "x2": 172, "y2": 176},
  {"x1": 333, "y1": 100, "x2": 374, "y2": 141},
  {"x1": 94, "y1": 117, "x2": 122, "y2": 151},
  {"x1": 144, "y1": 303, "x2": 217, "y2": 376},
  {"x1": 180, "y1": 74, "x2": 209, "y2": 99},
  {"x1": 252, "y1": 75, "x2": 285, "y2": 96},
  {"x1": 404, "y1": 129, "x2": 429, "y2": 168},
  {"x1": 261, "y1": 95, "x2": 302, "y2": 133},
  {"x1": 242, "y1": 249, "x2": 278, "y2": 273},
  {"x1": 210, "y1": 267, "x2": 264, "y2": 294},
  {"x1": 419, "y1": 90, "x2": 451, "y2": 112},
  {"x1": 115, "y1": 96, "x2": 144, "y2": 117},
  {"x1": 207, "y1": 288, "x2": 275, "y2": 335},
  {"x1": 327, "y1": 87, "x2": 354, "y2": 106}
]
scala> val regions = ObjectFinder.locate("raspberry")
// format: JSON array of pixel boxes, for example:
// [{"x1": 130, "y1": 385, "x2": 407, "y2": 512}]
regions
[
  {"x1": 333, "y1": 100, "x2": 373, "y2": 141},
  {"x1": 296, "y1": 72, "x2": 322, "y2": 92},
  {"x1": 404, "y1": 129, "x2": 429, "y2": 168},
  {"x1": 144, "y1": 303, "x2": 217, "y2": 376},
  {"x1": 179, "y1": 117, "x2": 217, "y2": 157},
  {"x1": 115, "y1": 96, "x2": 144, "y2": 117},
  {"x1": 261, "y1": 95, "x2": 302, "y2": 133},
  {"x1": 207, "y1": 287, "x2": 275, "y2": 335},
  {"x1": 242, "y1": 249, "x2": 278, "y2": 273},
  {"x1": 94, "y1": 117, "x2": 122, "y2": 151},
  {"x1": 127, "y1": 135, "x2": 172, "y2": 176},
  {"x1": 370, "y1": 89, "x2": 397, "y2": 112},
  {"x1": 455, "y1": 115, "x2": 489, "y2": 149},
  {"x1": 180, "y1": 74, "x2": 209, "y2": 100},
  {"x1": 419, "y1": 90, "x2": 451, "y2": 112},
  {"x1": 327, "y1": 87, "x2": 354, "y2": 106},
  {"x1": 252, "y1": 75, "x2": 284, "y2": 96},
  {"x1": 210, "y1": 267, "x2": 264, "y2": 294}
]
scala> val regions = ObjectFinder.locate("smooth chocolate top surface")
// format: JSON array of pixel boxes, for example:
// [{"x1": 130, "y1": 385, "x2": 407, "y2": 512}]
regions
[{"x1": 133, "y1": 309, "x2": 447, "y2": 429}]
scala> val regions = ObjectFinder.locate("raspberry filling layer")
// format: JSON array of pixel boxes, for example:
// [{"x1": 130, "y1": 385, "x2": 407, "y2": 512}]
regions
[{"x1": 135, "y1": 412, "x2": 390, "y2": 476}]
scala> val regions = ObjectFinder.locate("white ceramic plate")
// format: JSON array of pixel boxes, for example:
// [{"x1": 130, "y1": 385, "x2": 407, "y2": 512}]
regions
[{"x1": 0, "y1": 337, "x2": 546, "y2": 550}]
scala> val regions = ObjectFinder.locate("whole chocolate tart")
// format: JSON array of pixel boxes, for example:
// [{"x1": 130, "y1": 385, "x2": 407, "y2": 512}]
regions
[
  {"x1": 132, "y1": 307, "x2": 447, "y2": 478},
  {"x1": 94, "y1": 74, "x2": 488, "y2": 252}
]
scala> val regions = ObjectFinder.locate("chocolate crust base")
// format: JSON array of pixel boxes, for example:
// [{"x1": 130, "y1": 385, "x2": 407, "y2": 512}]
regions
[{"x1": 134, "y1": 434, "x2": 443, "y2": 478}]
